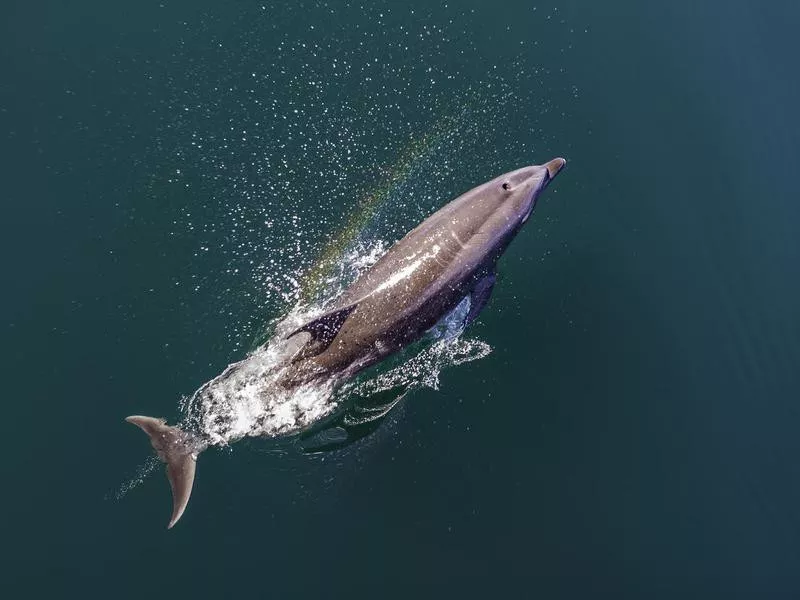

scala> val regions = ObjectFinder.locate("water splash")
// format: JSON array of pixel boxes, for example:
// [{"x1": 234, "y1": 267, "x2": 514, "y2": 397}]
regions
[
  {"x1": 111, "y1": 456, "x2": 160, "y2": 501},
  {"x1": 177, "y1": 242, "x2": 491, "y2": 449},
  {"x1": 114, "y1": 1, "x2": 575, "y2": 496},
  {"x1": 347, "y1": 297, "x2": 493, "y2": 399}
]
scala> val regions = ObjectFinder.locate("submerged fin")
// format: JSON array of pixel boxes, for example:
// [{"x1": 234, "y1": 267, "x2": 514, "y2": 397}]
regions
[
  {"x1": 465, "y1": 273, "x2": 496, "y2": 326},
  {"x1": 300, "y1": 386, "x2": 409, "y2": 454},
  {"x1": 286, "y1": 304, "x2": 358, "y2": 356},
  {"x1": 126, "y1": 415, "x2": 199, "y2": 529}
]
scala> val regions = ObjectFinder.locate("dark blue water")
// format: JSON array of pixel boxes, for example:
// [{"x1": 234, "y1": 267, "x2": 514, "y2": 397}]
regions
[{"x1": 3, "y1": 0, "x2": 800, "y2": 596}]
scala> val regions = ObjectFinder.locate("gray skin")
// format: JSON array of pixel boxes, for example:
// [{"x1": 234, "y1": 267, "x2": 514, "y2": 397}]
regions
[
  {"x1": 280, "y1": 158, "x2": 566, "y2": 387},
  {"x1": 127, "y1": 158, "x2": 566, "y2": 529}
]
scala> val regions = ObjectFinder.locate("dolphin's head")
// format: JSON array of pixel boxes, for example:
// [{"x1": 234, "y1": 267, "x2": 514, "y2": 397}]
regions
[
  {"x1": 494, "y1": 157, "x2": 566, "y2": 226},
  {"x1": 427, "y1": 157, "x2": 566, "y2": 261}
]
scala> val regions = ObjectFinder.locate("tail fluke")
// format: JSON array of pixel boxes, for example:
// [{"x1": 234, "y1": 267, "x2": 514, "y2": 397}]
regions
[{"x1": 125, "y1": 415, "x2": 199, "y2": 529}]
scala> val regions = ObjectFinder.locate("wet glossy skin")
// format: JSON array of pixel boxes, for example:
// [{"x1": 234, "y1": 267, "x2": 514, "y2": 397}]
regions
[{"x1": 281, "y1": 158, "x2": 565, "y2": 386}]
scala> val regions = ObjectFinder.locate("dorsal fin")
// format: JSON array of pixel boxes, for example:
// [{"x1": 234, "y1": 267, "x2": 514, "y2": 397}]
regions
[{"x1": 286, "y1": 304, "x2": 358, "y2": 354}]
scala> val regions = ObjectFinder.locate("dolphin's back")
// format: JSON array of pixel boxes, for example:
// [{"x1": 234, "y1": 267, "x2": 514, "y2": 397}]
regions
[
  {"x1": 284, "y1": 180, "x2": 512, "y2": 384},
  {"x1": 337, "y1": 179, "x2": 505, "y2": 306}
]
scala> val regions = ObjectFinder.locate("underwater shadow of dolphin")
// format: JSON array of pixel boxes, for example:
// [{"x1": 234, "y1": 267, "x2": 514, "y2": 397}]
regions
[{"x1": 127, "y1": 157, "x2": 566, "y2": 528}]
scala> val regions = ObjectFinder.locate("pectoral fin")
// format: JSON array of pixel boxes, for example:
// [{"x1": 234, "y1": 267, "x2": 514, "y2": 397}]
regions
[{"x1": 464, "y1": 273, "x2": 496, "y2": 326}]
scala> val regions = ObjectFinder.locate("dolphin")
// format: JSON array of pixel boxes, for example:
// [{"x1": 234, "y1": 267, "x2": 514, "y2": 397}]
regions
[{"x1": 127, "y1": 157, "x2": 566, "y2": 528}]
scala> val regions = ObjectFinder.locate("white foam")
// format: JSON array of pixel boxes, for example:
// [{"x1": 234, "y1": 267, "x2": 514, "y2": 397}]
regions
[{"x1": 185, "y1": 314, "x2": 338, "y2": 445}]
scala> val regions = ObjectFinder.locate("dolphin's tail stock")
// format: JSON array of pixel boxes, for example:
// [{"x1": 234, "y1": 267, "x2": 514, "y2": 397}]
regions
[{"x1": 125, "y1": 415, "x2": 202, "y2": 529}]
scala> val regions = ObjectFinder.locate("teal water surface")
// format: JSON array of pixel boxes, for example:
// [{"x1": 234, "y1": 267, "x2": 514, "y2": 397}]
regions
[{"x1": 2, "y1": 0, "x2": 800, "y2": 597}]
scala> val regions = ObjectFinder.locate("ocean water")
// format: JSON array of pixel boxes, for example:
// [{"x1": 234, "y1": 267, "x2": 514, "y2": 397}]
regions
[{"x1": 2, "y1": 0, "x2": 800, "y2": 597}]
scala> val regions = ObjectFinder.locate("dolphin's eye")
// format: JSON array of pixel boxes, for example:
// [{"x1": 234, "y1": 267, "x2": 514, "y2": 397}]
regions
[{"x1": 502, "y1": 182, "x2": 511, "y2": 190}]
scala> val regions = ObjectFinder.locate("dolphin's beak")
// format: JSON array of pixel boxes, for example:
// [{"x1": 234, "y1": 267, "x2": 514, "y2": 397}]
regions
[{"x1": 544, "y1": 157, "x2": 566, "y2": 180}]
